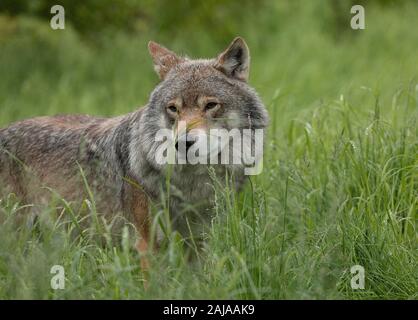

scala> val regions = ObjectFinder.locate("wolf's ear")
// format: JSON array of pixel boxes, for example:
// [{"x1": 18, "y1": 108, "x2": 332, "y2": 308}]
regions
[
  {"x1": 214, "y1": 37, "x2": 250, "y2": 81},
  {"x1": 148, "y1": 41, "x2": 182, "y2": 80}
]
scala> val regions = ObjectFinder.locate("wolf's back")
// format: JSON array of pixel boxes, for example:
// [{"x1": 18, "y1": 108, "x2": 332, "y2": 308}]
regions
[{"x1": 0, "y1": 115, "x2": 105, "y2": 196}]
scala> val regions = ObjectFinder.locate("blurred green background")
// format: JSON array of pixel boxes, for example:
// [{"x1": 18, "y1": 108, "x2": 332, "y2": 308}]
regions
[{"x1": 0, "y1": 0, "x2": 417, "y2": 299}]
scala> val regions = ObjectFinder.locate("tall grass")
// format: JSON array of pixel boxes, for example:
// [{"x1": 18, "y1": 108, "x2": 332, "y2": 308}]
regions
[{"x1": 0, "y1": 2, "x2": 417, "y2": 299}]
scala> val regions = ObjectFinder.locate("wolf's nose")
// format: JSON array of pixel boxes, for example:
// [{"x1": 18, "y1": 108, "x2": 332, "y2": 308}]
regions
[{"x1": 175, "y1": 138, "x2": 195, "y2": 152}]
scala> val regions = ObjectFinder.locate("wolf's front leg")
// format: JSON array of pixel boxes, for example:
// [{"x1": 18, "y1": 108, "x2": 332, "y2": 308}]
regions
[{"x1": 124, "y1": 183, "x2": 152, "y2": 284}]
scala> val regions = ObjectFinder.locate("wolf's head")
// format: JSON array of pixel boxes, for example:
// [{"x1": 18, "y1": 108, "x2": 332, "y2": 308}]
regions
[{"x1": 135, "y1": 37, "x2": 269, "y2": 176}]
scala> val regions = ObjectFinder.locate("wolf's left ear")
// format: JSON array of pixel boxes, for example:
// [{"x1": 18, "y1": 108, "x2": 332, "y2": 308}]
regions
[
  {"x1": 214, "y1": 37, "x2": 250, "y2": 81},
  {"x1": 148, "y1": 41, "x2": 183, "y2": 80}
]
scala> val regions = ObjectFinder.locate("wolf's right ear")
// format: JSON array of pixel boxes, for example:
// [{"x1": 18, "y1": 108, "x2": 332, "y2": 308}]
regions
[{"x1": 148, "y1": 41, "x2": 183, "y2": 80}]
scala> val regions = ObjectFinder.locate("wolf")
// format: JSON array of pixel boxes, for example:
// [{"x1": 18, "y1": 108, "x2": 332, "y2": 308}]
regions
[{"x1": 0, "y1": 37, "x2": 269, "y2": 270}]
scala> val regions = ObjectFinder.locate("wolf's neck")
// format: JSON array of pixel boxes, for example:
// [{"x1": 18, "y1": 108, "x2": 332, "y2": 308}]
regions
[{"x1": 91, "y1": 110, "x2": 140, "y2": 179}]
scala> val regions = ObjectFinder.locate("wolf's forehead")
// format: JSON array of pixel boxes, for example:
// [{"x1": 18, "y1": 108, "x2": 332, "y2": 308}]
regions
[
  {"x1": 165, "y1": 63, "x2": 233, "y2": 96},
  {"x1": 176, "y1": 59, "x2": 215, "y2": 73},
  {"x1": 170, "y1": 81, "x2": 232, "y2": 106}
]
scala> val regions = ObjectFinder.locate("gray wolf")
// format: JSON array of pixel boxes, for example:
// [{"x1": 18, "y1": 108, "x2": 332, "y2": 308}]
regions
[{"x1": 0, "y1": 37, "x2": 269, "y2": 271}]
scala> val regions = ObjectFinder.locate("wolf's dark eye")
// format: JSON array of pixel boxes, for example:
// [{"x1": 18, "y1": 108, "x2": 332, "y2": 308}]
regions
[
  {"x1": 167, "y1": 105, "x2": 178, "y2": 113},
  {"x1": 205, "y1": 102, "x2": 219, "y2": 111}
]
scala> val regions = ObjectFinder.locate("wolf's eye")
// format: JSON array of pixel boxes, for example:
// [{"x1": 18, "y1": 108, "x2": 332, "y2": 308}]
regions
[
  {"x1": 205, "y1": 102, "x2": 219, "y2": 111},
  {"x1": 167, "y1": 105, "x2": 178, "y2": 113}
]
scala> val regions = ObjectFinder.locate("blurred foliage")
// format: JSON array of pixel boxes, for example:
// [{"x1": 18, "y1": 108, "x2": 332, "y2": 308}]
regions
[
  {"x1": 0, "y1": 0, "x2": 265, "y2": 43},
  {"x1": 0, "y1": 0, "x2": 142, "y2": 33},
  {"x1": 0, "y1": 0, "x2": 411, "y2": 43},
  {"x1": 0, "y1": 0, "x2": 416, "y2": 50}
]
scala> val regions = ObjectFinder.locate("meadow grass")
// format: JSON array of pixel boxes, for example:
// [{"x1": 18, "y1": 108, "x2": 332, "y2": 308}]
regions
[{"x1": 0, "y1": 2, "x2": 417, "y2": 299}]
